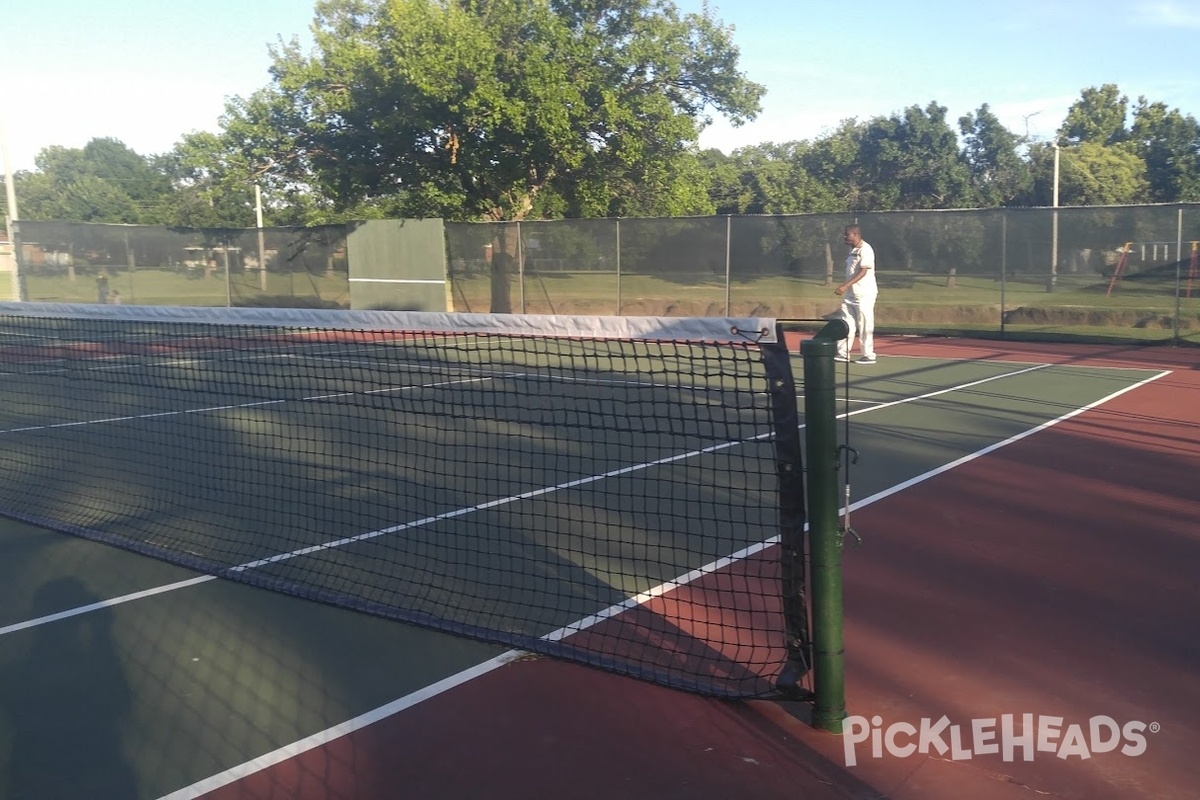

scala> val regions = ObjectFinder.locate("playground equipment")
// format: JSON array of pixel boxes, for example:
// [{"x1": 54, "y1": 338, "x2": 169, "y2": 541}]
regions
[{"x1": 1106, "y1": 240, "x2": 1199, "y2": 297}]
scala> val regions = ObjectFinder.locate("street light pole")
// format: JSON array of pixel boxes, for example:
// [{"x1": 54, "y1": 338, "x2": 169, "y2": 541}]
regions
[
  {"x1": 1050, "y1": 142, "x2": 1060, "y2": 292},
  {"x1": 1, "y1": 114, "x2": 23, "y2": 301},
  {"x1": 255, "y1": 184, "x2": 267, "y2": 292},
  {"x1": 1052, "y1": 142, "x2": 1061, "y2": 207}
]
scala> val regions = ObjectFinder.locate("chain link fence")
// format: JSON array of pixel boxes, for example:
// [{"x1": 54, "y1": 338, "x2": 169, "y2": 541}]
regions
[
  {"x1": 10, "y1": 205, "x2": 1200, "y2": 344},
  {"x1": 12, "y1": 221, "x2": 350, "y2": 308},
  {"x1": 446, "y1": 205, "x2": 1200, "y2": 344}
]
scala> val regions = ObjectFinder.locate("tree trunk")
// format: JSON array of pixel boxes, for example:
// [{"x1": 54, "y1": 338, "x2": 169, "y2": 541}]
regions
[{"x1": 489, "y1": 223, "x2": 518, "y2": 314}]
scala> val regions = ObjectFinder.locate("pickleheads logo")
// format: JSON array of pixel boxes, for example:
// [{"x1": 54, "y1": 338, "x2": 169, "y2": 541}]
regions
[{"x1": 842, "y1": 714, "x2": 1159, "y2": 767}]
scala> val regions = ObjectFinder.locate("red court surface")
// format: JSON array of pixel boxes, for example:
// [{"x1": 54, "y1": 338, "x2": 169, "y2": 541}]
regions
[{"x1": 199, "y1": 337, "x2": 1200, "y2": 800}]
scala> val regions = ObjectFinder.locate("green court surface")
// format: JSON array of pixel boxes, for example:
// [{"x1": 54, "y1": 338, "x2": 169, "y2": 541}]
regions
[
  {"x1": 0, "y1": 345, "x2": 1164, "y2": 799},
  {"x1": 824, "y1": 356, "x2": 1157, "y2": 501}
]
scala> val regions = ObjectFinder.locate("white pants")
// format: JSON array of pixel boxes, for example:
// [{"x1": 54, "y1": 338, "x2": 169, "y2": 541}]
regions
[{"x1": 837, "y1": 291, "x2": 877, "y2": 359}]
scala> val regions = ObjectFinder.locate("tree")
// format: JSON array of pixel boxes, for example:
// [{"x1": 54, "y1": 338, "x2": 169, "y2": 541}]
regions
[
  {"x1": 699, "y1": 147, "x2": 747, "y2": 214},
  {"x1": 1026, "y1": 140, "x2": 1149, "y2": 206},
  {"x1": 157, "y1": 132, "x2": 260, "y2": 228},
  {"x1": 1059, "y1": 84, "x2": 1129, "y2": 147},
  {"x1": 958, "y1": 104, "x2": 1031, "y2": 206},
  {"x1": 1129, "y1": 97, "x2": 1200, "y2": 202},
  {"x1": 708, "y1": 142, "x2": 840, "y2": 215},
  {"x1": 16, "y1": 139, "x2": 173, "y2": 223},
  {"x1": 17, "y1": 170, "x2": 140, "y2": 223},
  {"x1": 225, "y1": 0, "x2": 763, "y2": 224},
  {"x1": 854, "y1": 102, "x2": 972, "y2": 210},
  {"x1": 799, "y1": 119, "x2": 866, "y2": 210}
]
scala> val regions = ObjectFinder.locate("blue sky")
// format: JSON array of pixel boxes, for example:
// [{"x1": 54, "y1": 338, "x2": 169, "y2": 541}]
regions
[{"x1": 4, "y1": 0, "x2": 1200, "y2": 174}]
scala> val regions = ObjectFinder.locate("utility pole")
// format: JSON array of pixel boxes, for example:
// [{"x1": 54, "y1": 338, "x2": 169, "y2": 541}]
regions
[
  {"x1": 1, "y1": 114, "x2": 23, "y2": 301},
  {"x1": 1050, "y1": 142, "x2": 1060, "y2": 293},
  {"x1": 255, "y1": 184, "x2": 267, "y2": 291}
]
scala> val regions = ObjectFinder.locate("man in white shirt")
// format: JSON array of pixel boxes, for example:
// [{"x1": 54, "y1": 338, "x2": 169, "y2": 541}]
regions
[{"x1": 833, "y1": 224, "x2": 878, "y2": 364}]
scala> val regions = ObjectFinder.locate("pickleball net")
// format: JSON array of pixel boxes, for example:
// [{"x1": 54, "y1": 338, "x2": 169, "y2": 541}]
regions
[{"x1": 0, "y1": 303, "x2": 810, "y2": 698}]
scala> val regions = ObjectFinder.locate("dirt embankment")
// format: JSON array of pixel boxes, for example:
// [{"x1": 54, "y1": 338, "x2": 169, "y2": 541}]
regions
[{"x1": 518, "y1": 298, "x2": 1197, "y2": 332}]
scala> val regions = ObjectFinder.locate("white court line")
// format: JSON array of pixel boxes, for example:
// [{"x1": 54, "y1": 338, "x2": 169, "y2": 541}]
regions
[
  {"x1": 0, "y1": 359, "x2": 1142, "y2": 642},
  {"x1": 0, "y1": 362, "x2": 1170, "y2": 796},
  {"x1": 0, "y1": 576, "x2": 216, "y2": 637},
  {"x1": 153, "y1": 652, "x2": 525, "y2": 800},
  {"x1": 299, "y1": 350, "x2": 729, "y2": 392},
  {"x1": 0, "y1": 376, "x2": 498, "y2": 436},
  {"x1": 841, "y1": 368, "x2": 1172, "y2": 511},
  {"x1": 4, "y1": 347, "x2": 749, "y2": 430},
  {"x1": 227, "y1": 434, "x2": 750, "y2": 573},
  {"x1": 153, "y1": 365, "x2": 1173, "y2": 800},
  {"x1": 842, "y1": 361, "x2": 1051, "y2": 417},
  {"x1": 0, "y1": 400, "x2": 763, "y2": 637}
]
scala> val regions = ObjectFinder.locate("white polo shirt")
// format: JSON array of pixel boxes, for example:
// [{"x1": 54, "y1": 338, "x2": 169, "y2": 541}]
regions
[{"x1": 845, "y1": 241, "x2": 877, "y2": 298}]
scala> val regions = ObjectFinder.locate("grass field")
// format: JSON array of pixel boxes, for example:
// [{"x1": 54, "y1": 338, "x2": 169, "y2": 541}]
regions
[
  {"x1": 23, "y1": 268, "x2": 351, "y2": 308},
  {"x1": 12, "y1": 266, "x2": 1199, "y2": 345},
  {"x1": 449, "y1": 271, "x2": 1200, "y2": 344}
]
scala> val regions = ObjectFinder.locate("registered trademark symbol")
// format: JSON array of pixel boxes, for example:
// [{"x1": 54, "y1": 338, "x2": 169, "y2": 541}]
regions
[{"x1": 1149, "y1": 722, "x2": 1161, "y2": 734}]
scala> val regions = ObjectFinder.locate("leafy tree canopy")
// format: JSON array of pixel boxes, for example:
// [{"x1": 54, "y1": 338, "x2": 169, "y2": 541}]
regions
[
  {"x1": 852, "y1": 102, "x2": 972, "y2": 210},
  {"x1": 959, "y1": 103, "x2": 1031, "y2": 206},
  {"x1": 1026, "y1": 139, "x2": 1149, "y2": 206},
  {"x1": 16, "y1": 138, "x2": 173, "y2": 224},
  {"x1": 12, "y1": 71, "x2": 1200, "y2": 227},
  {"x1": 1059, "y1": 83, "x2": 1129, "y2": 147},
  {"x1": 223, "y1": 0, "x2": 764, "y2": 222},
  {"x1": 1130, "y1": 97, "x2": 1200, "y2": 202}
]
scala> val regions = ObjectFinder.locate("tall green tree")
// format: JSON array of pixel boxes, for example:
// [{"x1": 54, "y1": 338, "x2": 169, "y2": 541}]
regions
[
  {"x1": 225, "y1": 0, "x2": 763, "y2": 223},
  {"x1": 1059, "y1": 84, "x2": 1129, "y2": 146},
  {"x1": 714, "y1": 142, "x2": 840, "y2": 215},
  {"x1": 157, "y1": 132, "x2": 260, "y2": 228},
  {"x1": 855, "y1": 102, "x2": 972, "y2": 210},
  {"x1": 1026, "y1": 140, "x2": 1149, "y2": 206},
  {"x1": 799, "y1": 119, "x2": 865, "y2": 210},
  {"x1": 1129, "y1": 97, "x2": 1200, "y2": 202},
  {"x1": 958, "y1": 103, "x2": 1031, "y2": 206},
  {"x1": 16, "y1": 139, "x2": 173, "y2": 223},
  {"x1": 699, "y1": 147, "x2": 747, "y2": 214}
]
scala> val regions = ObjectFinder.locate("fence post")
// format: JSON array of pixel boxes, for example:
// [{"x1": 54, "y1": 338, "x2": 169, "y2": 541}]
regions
[
  {"x1": 1, "y1": 120, "x2": 23, "y2": 301},
  {"x1": 615, "y1": 219, "x2": 622, "y2": 316},
  {"x1": 517, "y1": 221, "x2": 525, "y2": 314},
  {"x1": 1175, "y1": 208, "x2": 1183, "y2": 345},
  {"x1": 1001, "y1": 213, "x2": 1007, "y2": 338},
  {"x1": 725, "y1": 215, "x2": 732, "y2": 315}
]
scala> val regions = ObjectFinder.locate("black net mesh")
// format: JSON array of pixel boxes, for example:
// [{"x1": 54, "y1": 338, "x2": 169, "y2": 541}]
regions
[{"x1": 0, "y1": 304, "x2": 803, "y2": 697}]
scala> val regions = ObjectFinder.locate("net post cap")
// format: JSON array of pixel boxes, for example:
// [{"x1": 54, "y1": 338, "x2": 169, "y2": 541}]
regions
[
  {"x1": 801, "y1": 319, "x2": 849, "y2": 354},
  {"x1": 813, "y1": 319, "x2": 849, "y2": 341}
]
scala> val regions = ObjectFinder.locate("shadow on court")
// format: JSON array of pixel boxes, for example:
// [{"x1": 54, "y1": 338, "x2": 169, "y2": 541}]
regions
[
  {"x1": 0, "y1": 578, "x2": 138, "y2": 800},
  {"x1": 2, "y1": 336, "x2": 1198, "y2": 799}
]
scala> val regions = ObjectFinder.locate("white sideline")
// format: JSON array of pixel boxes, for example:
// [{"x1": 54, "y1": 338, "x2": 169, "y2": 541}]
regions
[
  {"x1": 0, "y1": 361, "x2": 1171, "y2": 797},
  {"x1": 153, "y1": 366, "x2": 1172, "y2": 800}
]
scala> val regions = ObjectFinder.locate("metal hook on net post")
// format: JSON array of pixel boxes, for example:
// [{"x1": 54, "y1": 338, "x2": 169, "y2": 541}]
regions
[
  {"x1": 728, "y1": 324, "x2": 773, "y2": 344},
  {"x1": 836, "y1": 444, "x2": 863, "y2": 549}
]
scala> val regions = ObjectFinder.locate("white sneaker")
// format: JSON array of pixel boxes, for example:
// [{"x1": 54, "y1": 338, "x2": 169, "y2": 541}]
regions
[
  {"x1": 834, "y1": 354, "x2": 851, "y2": 362},
  {"x1": 856, "y1": 356, "x2": 877, "y2": 364}
]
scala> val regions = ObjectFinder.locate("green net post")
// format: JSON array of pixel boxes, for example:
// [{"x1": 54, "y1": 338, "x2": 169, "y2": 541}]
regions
[{"x1": 801, "y1": 320, "x2": 848, "y2": 733}]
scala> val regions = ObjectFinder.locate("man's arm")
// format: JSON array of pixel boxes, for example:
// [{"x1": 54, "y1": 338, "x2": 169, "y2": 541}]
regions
[{"x1": 835, "y1": 266, "x2": 871, "y2": 296}]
